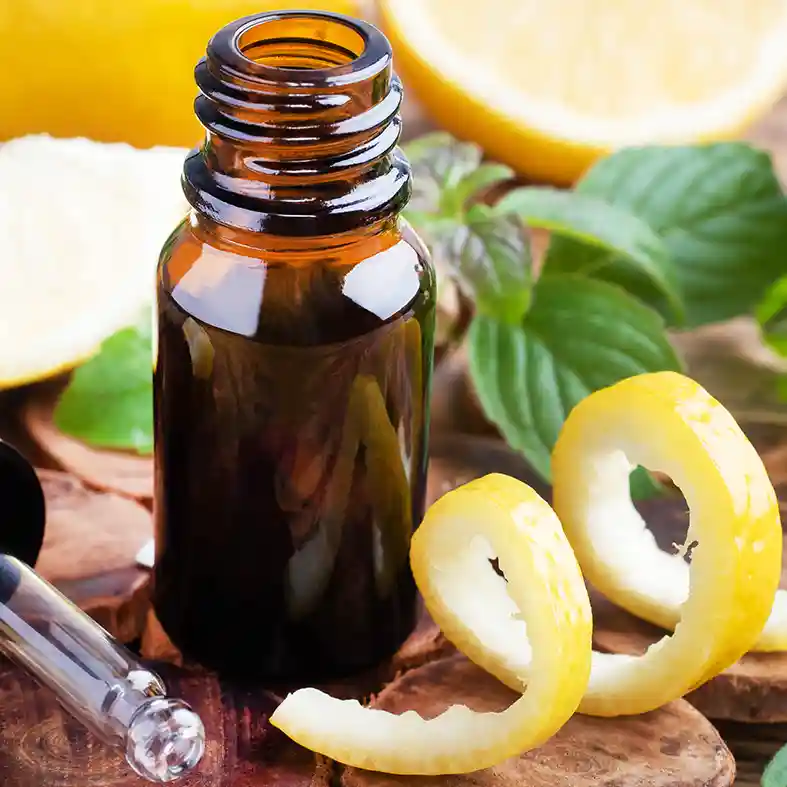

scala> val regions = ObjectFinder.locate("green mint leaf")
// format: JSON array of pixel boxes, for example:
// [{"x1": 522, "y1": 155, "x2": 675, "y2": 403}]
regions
[
  {"x1": 447, "y1": 204, "x2": 531, "y2": 324},
  {"x1": 757, "y1": 276, "x2": 787, "y2": 357},
  {"x1": 763, "y1": 743, "x2": 787, "y2": 787},
  {"x1": 448, "y1": 162, "x2": 515, "y2": 214},
  {"x1": 404, "y1": 132, "x2": 485, "y2": 217},
  {"x1": 467, "y1": 275, "x2": 681, "y2": 493},
  {"x1": 54, "y1": 320, "x2": 154, "y2": 455},
  {"x1": 548, "y1": 143, "x2": 787, "y2": 327},
  {"x1": 497, "y1": 186, "x2": 682, "y2": 321}
]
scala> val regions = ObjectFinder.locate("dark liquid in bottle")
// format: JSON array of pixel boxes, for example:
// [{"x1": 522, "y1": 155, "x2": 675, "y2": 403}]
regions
[{"x1": 153, "y1": 223, "x2": 434, "y2": 682}]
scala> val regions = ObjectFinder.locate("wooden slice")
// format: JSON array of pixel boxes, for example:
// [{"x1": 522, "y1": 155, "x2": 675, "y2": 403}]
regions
[
  {"x1": 342, "y1": 655, "x2": 734, "y2": 787},
  {"x1": 24, "y1": 399, "x2": 154, "y2": 502},
  {"x1": 428, "y1": 433, "x2": 787, "y2": 724},
  {"x1": 35, "y1": 469, "x2": 152, "y2": 643}
]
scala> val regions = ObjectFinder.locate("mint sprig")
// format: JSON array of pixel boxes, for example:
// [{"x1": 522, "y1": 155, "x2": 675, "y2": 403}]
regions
[
  {"x1": 468, "y1": 276, "x2": 680, "y2": 492},
  {"x1": 402, "y1": 133, "x2": 787, "y2": 498}
]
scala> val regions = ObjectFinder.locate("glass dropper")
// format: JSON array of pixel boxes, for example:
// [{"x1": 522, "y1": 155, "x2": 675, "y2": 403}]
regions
[{"x1": 0, "y1": 440, "x2": 205, "y2": 783}]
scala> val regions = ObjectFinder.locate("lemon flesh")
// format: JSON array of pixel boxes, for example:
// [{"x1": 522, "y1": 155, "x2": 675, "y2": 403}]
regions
[
  {"x1": 380, "y1": 0, "x2": 787, "y2": 184},
  {"x1": 0, "y1": 135, "x2": 188, "y2": 389},
  {"x1": 270, "y1": 475, "x2": 593, "y2": 774}
]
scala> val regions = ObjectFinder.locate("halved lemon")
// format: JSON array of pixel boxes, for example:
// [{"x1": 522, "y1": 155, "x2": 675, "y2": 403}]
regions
[
  {"x1": 0, "y1": 135, "x2": 188, "y2": 389},
  {"x1": 380, "y1": 0, "x2": 787, "y2": 184},
  {"x1": 271, "y1": 474, "x2": 593, "y2": 774},
  {"x1": 0, "y1": 0, "x2": 362, "y2": 149}
]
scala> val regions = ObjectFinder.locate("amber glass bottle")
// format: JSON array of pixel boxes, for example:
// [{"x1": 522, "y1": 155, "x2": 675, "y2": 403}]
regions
[{"x1": 153, "y1": 11, "x2": 435, "y2": 683}]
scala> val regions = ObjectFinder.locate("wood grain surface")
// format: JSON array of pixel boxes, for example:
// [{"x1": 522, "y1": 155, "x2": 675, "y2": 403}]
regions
[{"x1": 343, "y1": 655, "x2": 734, "y2": 787}]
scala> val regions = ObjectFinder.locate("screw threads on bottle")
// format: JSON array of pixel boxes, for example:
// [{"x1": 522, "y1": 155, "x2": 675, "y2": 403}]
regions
[{"x1": 182, "y1": 11, "x2": 411, "y2": 236}]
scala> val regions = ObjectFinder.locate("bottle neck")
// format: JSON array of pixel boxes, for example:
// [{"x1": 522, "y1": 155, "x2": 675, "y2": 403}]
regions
[{"x1": 183, "y1": 11, "x2": 411, "y2": 238}]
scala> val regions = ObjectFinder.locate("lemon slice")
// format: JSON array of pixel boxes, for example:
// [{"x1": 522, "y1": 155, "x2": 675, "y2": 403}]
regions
[
  {"x1": 0, "y1": 135, "x2": 188, "y2": 389},
  {"x1": 421, "y1": 373, "x2": 782, "y2": 716},
  {"x1": 270, "y1": 474, "x2": 593, "y2": 774},
  {"x1": 380, "y1": 0, "x2": 787, "y2": 184}
]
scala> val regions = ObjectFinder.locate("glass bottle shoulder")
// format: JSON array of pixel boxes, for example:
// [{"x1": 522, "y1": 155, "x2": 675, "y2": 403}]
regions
[{"x1": 157, "y1": 217, "x2": 435, "y2": 347}]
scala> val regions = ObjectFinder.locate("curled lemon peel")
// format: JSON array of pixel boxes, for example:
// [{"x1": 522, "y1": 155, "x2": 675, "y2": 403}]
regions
[
  {"x1": 563, "y1": 371, "x2": 787, "y2": 655},
  {"x1": 270, "y1": 474, "x2": 593, "y2": 775},
  {"x1": 555, "y1": 373, "x2": 781, "y2": 711},
  {"x1": 555, "y1": 372, "x2": 783, "y2": 667},
  {"x1": 439, "y1": 371, "x2": 781, "y2": 717}
]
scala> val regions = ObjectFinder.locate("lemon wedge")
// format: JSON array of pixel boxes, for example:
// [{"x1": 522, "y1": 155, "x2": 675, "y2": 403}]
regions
[
  {"x1": 380, "y1": 0, "x2": 787, "y2": 184},
  {"x1": 270, "y1": 474, "x2": 593, "y2": 774},
  {"x1": 418, "y1": 373, "x2": 781, "y2": 716},
  {"x1": 0, "y1": 135, "x2": 188, "y2": 389}
]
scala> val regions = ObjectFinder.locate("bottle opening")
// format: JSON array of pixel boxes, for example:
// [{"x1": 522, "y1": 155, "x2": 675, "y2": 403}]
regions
[
  {"x1": 189, "y1": 10, "x2": 408, "y2": 236},
  {"x1": 236, "y1": 15, "x2": 367, "y2": 71}
]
